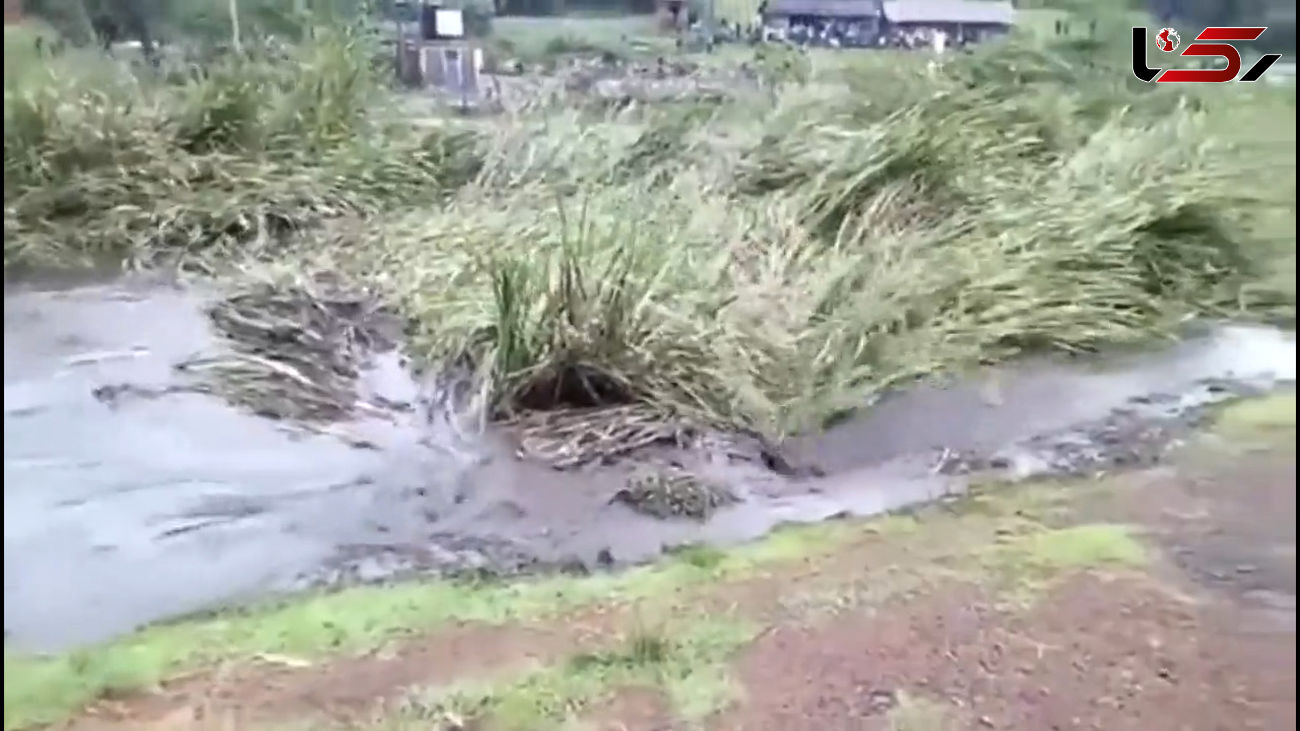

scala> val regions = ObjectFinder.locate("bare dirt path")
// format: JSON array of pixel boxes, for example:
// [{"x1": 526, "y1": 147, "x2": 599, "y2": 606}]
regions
[
  {"x1": 50, "y1": 395, "x2": 1297, "y2": 731},
  {"x1": 712, "y1": 401, "x2": 1297, "y2": 731}
]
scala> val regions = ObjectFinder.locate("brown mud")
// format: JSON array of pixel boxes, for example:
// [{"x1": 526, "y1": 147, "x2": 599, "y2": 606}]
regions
[
  {"x1": 59, "y1": 406, "x2": 1296, "y2": 730},
  {"x1": 4, "y1": 276, "x2": 1295, "y2": 651}
]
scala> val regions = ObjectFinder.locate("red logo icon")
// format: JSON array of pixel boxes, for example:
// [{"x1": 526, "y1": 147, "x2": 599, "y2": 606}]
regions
[{"x1": 1155, "y1": 27, "x2": 1180, "y2": 52}]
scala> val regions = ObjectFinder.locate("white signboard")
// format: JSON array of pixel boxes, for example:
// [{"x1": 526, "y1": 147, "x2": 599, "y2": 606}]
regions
[{"x1": 435, "y1": 9, "x2": 464, "y2": 38}]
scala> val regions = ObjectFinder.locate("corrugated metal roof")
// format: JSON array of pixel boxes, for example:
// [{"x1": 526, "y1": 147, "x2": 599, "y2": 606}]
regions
[
  {"x1": 765, "y1": 0, "x2": 882, "y2": 18},
  {"x1": 882, "y1": 0, "x2": 1015, "y2": 25}
]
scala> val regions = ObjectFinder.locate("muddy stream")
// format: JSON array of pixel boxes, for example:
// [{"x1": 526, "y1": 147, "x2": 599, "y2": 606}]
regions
[{"x1": 4, "y1": 276, "x2": 1296, "y2": 651}]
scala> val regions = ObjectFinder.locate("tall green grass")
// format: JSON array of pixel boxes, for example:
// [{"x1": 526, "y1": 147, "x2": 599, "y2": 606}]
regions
[
  {"x1": 322, "y1": 42, "x2": 1292, "y2": 435},
  {"x1": 5, "y1": 31, "x2": 1294, "y2": 436},
  {"x1": 3, "y1": 23, "x2": 481, "y2": 269}
]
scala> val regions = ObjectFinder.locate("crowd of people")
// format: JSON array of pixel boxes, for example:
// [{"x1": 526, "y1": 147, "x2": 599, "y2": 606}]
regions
[
  {"x1": 758, "y1": 21, "x2": 978, "y2": 52},
  {"x1": 774, "y1": 19, "x2": 879, "y2": 48},
  {"x1": 676, "y1": 13, "x2": 1000, "y2": 55}
]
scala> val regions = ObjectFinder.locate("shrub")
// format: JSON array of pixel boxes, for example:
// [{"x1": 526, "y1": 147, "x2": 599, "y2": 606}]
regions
[{"x1": 3, "y1": 23, "x2": 484, "y2": 269}]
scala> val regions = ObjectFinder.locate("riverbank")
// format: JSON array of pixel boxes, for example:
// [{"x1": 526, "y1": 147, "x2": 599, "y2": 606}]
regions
[
  {"x1": 5, "y1": 391, "x2": 1293, "y2": 729},
  {"x1": 4, "y1": 269, "x2": 1293, "y2": 654},
  {"x1": 6, "y1": 26, "x2": 1295, "y2": 436},
  {"x1": 4, "y1": 18, "x2": 1297, "y2": 730}
]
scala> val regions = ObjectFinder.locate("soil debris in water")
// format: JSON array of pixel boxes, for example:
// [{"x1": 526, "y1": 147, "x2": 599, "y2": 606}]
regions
[
  {"x1": 180, "y1": 278, "x2": 404, "y2": 422},
  {"x1": 611, "y1": 470, "x2": 739, "y2": 520}
]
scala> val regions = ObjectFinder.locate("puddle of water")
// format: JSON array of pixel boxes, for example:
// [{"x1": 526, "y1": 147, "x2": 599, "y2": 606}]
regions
[
  {"x1": 4, "y1": 279, "x2": 1296, "y2": 651},
  {"x1": 791, "y1": 325, "x2": 1296, "y2": 474}
]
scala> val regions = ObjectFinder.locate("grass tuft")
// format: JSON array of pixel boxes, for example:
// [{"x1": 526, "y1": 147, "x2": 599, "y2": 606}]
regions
[{"x1": 395, "y1": 618, "x2": 755, "y2": 730}]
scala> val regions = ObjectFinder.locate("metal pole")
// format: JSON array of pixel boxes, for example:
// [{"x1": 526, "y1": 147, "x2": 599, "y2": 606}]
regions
[{"x1": 229, "y1": 0, "x2": 242, "y2": 53}]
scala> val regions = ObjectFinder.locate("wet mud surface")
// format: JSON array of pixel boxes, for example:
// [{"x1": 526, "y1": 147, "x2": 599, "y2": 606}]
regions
[
  {"x1": 4, "y1": 278, "x2": 1296, "y2": 650},
  {"x1": 63, "y1": 434, "x2": 1298, "y2": 731}
]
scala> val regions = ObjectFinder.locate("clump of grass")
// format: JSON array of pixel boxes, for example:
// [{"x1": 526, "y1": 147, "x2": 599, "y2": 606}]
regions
[
  {"x1": 3, "y1": 25, "x2": 483, "y2": 270},
  {"x1": 368, "y1": 185, "x2": 749, "y2": 426},
  {"x1": 399, "y1": 618, "x2": 755, "y2": 730},
  {"x1": 611, "y1": 103, "x2": 720, "y2": 185}
]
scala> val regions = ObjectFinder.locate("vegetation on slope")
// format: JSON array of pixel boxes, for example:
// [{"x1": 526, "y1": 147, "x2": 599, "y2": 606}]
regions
[{"x1": 4, "y1": 16, "x2": 1295, "y2": 443}]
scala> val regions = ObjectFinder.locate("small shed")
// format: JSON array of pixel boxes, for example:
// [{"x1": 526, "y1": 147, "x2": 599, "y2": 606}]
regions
[
  {"x1": 394, "y1": 5, "x2": 485, "y2": 102},
  {"x1": 398, "y1": 38, "x2": 484, "y2": 93},
  {"x1": 881, "y1": 0, "x2": 1013, "y2": 43}
]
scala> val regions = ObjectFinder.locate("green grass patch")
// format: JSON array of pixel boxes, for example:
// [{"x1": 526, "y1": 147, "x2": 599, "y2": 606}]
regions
[
  {"x1": 385, "y1": 617, "x2": 755, "y2": 730},
  {"x1": 994, "y1": 523, "x2": 1148, "y2": 571},
  {"x1": 764, "y1": 485, "x2": 1140, "y2": 620},
  {"x1": 980, "y1": 523, "x2": 1148, "y2": 605},
  {"x1": 1, "y1": 521, "x2": 854, "y2": 730},
  {"x1": 372, "y1": 46, "x2": 1295, "y2": 436},
  {"x1": 3, "y1": 24, "x2": 482, "y2": 270},
  {"x1": 1214, "y1": 391, "x2": 1298, "y2": 442}
]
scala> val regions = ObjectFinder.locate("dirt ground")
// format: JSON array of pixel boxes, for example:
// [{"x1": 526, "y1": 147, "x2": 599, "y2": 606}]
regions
[
  {"x1": 707, "y1": 437, "x2": 1294, "y2": 731},
  {"x1": 54, "y1": 399, "x2": 1297, "y2": 731}
]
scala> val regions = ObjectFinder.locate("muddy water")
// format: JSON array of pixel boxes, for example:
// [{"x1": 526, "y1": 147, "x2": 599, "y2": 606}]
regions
[{"x1": 4, "y1": 279, "x2": 1296, "y2": 651}]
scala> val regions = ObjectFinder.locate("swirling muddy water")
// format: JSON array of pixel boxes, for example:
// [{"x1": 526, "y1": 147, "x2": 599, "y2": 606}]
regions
[{"x1": 4, "y1": 276, "x2": 1296, "y2": 651}]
